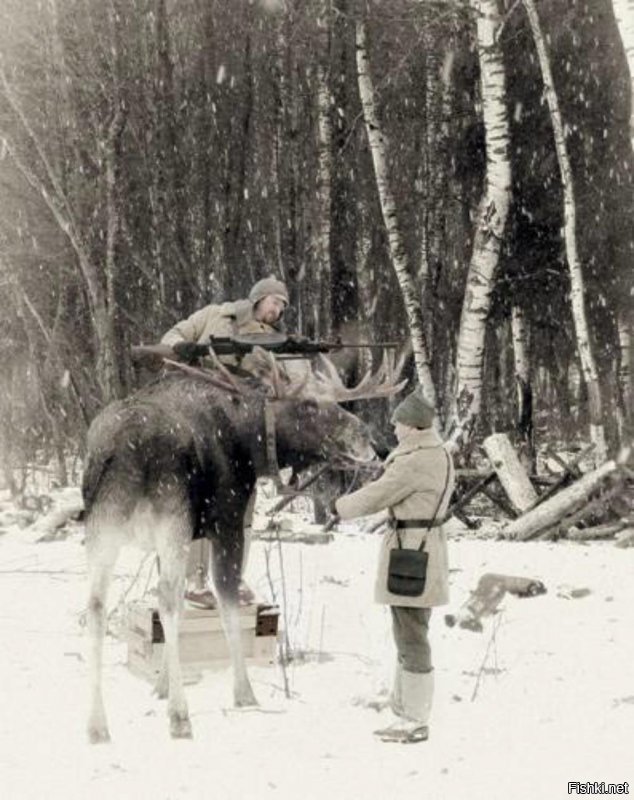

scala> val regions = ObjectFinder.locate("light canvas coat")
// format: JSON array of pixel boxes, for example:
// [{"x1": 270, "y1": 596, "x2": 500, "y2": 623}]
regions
[
  {"x1": 161, "y1": 299, "x2": 274, "y2": 344},
  {"x1": 161, "y1": 299, "x2": 278, "y2": 367},
  {"x1": 335, "y1": 428, "x2": 454, "y2": 608}
]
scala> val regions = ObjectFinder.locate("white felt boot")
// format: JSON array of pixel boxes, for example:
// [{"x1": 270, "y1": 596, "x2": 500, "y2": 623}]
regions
[{"x1": 375, "y1": 669, "x2": 434, "y2": 743}]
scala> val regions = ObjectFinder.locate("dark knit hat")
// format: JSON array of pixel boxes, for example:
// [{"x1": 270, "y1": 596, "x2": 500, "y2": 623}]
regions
[
  {"x1": 391, "y1": 387, "x2": 435, "y2": 429},
  {"x1": 249, "y1": 277, "x2": 289, "y2": 306}
]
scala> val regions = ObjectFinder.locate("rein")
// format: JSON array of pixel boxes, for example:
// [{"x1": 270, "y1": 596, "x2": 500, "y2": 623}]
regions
[{"x1": 263, "y1": 398, "x2": 290, "y2": 492}]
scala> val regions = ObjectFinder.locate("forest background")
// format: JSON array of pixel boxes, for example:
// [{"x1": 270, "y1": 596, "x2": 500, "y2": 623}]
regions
[{"x1": 0, "y1": 0, "x2": 632, "y2": 492}]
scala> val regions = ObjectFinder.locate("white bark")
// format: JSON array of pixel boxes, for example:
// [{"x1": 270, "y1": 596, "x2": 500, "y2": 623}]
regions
[
  {"x1": 449, "y1": 0, "x2": 511, "y2": 447},
  {"x1": 483, "y1": 433, "x2": 538, "y2": 513},
  {"x1": 503, "y1": 454, "x2": 627, "y2": 541},
  {"x1": 511, "y1": 306, "x2": 530, "y2": 390},
  {"x1": 355, "y1": 19, "x2": 436, "y2": 407},
  {"x1": 617, "y1": 311, "x2": 632, "y2": 424},
  {"x1": 315, "y1": 62, "x2": 332, "y2": 338},
  {"x1": 511, "y1": 305, "x2": 533, "y2": 453},
  {"x1": 523, "y1": 0, "x2": 607, "y2": 463},
  {"x1": 612, "y1": 0, "x2": 634, "y2": 153},
  {"x1": 613, "y1": 1, "x2": 634, "y2": 432}
]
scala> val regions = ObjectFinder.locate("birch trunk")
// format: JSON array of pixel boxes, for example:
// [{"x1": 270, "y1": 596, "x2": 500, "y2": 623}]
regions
[
  {"x1": 612, "y1": 0, "x2": 634, "y2": 153},
  {"x1": 511, "y1": 305, "x2": 534, "y2": 466},
  {"x1": 617, "y1": 312, "x2": 632, "y2": 429},
  {"x1": 612, "y1": 0, "x2": 634, "y2": 433},
  {"x1": 315, "y1": 61, "x2": 332, "y2": 338},
  {"x1": 417, "y1": 27, "x2": 444, "y2": 352},
  {"x1": 523, "y1": 0, "x2": 607, "y2": 463},
  {"x1": 449, "y1": 0, "x2": 511, "y2": 448},
  {"x1": 355, "y1": 18, "x2": 436, "y2": 407},
  {"x1": 103, "y1": 0, "x2": 126, "y2": 399}
]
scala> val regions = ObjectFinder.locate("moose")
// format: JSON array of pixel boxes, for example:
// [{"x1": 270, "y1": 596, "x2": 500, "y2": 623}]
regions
[{"x1": 84, "y1": 350, "x2": 403, "y2": 742}]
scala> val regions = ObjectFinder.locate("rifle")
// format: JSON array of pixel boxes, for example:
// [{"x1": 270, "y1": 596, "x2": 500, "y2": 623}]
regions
[{"x1": 131, "y1": 333, "x2": 398, "y2": 368}]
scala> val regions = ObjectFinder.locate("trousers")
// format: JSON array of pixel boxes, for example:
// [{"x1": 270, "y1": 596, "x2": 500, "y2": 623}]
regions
[
  {"x1": 390, "y1": 606, "x2": 433, "y2": 674},
  {"x1": 186, "y1": 491, "x2": 256, "y2": 585}
]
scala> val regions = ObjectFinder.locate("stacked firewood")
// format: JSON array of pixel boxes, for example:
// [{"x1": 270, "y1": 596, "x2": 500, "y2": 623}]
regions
[{"x1": 448, "y1": 434, "x2": 633, "y2": 546}]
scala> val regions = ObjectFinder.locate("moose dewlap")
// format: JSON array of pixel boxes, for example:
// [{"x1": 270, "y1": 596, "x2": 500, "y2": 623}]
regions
[{"x1": 125, "y1": 602, "x2": 280, "y2": 681}]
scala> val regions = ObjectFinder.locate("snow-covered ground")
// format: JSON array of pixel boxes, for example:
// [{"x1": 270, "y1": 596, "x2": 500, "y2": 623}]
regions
[{"x1": 0, "y1": 494, "x2": 632, "y2": 800}]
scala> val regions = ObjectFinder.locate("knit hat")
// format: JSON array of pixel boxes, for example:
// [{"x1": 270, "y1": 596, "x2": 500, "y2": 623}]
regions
[
  {"x1": 391, "y1": 387, "x2": 435, "y2": 430},
  {"x1": 249, "y1": 277, "x2": 289, "y2": 306}
]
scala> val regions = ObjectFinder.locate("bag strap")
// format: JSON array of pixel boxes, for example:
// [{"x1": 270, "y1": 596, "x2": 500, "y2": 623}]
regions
[
  {"x1": 419, "y1": 450, "x2": 452, "y2": 549},
  {"x1": 393, "y1": 449, "x2": 452, "y2": 551}
]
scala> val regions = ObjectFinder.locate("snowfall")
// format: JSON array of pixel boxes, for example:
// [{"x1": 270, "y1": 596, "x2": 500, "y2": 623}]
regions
[{"x1": 0, "y1": 484, "x2": 632, "y2": 800}]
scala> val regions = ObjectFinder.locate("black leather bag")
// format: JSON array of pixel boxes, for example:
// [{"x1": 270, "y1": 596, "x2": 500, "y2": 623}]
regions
[{"x1": 387, "y1": 547, "x2": 429, "y2": 597}]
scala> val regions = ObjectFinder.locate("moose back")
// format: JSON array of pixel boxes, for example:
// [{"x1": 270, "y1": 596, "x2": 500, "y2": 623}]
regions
[{"x1": 83, "y1": 369, "x2": 375, "y2": 742}]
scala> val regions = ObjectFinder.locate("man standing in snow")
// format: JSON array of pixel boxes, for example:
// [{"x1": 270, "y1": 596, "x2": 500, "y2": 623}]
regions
[
  {"x1": 161, "y1": 276, "x2": 290, "y2": 608},
  {"x1": 334, "y1": 388, "x2": 454, "y2": 743}
]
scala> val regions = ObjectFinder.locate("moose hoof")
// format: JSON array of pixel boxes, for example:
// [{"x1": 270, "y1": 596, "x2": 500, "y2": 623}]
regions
[
  {"x1": 170, "y1": 714, "x2": 193, "y2": 739},
  {"x1": 88, "y1": 725, "x2": 111, "y2": 745}
]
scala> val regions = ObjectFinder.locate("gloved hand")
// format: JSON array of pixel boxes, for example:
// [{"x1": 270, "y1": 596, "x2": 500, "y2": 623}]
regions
[{"x1": 172, "y1": 341, "x2": 205, "y2": 364}]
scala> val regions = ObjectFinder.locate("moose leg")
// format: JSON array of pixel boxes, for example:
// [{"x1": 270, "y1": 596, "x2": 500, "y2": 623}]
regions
[
  {"x1": 85, "y1": 530, "x2": 118, "y2": 744},
  {"x1": 156, "y1": 534, "x2": 192, "y2": 739},
  {"x1": 153, "y1": 555, "x2": 169, "y2": 701},
  {"x1": 211, "y1": 535, "x2": 258, "y2": 707}
]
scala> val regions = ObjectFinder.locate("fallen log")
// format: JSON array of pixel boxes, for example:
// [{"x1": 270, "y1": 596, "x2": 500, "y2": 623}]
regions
[
  {"x1": 444, "y1": 573, "x2": 546, "y2": 632},
  {"x1": 537, "y1": 478, "x2": 627, "y2": 540},
  {"x1": 501, "y1": 448, "x2": 630, "y2": 541},
  {"x1": 483, "y1": 433, "x2": 537, "y2": 512},
  {"x1": 566, "y1": 521, "x2": 628, "y2": 541},
  {"x1": 615, "y1": 527, "x2": 634, "y2": 549},
  {"x1": 445, "y1": 470, "x2": 496, "y2": 519},
  {"x1": 528, "y1": 443, "x2": 596, "y2": 510},
  {"x1": 480, "y1": 484, "x2": 519, "y2": 519},
  {"x1": 544, "y1": 448, "x2": 585, "y2": 479}
]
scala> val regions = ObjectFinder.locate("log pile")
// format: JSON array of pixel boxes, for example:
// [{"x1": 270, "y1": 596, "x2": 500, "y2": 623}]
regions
[{"x1": 447, "y1": 434, "x2": 633, "y2": 544}]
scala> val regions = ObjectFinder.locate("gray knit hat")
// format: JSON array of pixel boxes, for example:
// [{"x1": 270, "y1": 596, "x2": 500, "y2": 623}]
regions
[
  {"x1": 391, "y1": 387, "x2": 435, "y2": 429},
  {"x1": 249, "y1": 276, "x2": 289, "y2": 306}
]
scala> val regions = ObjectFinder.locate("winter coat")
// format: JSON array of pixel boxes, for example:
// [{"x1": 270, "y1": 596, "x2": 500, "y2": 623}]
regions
[
  {"x1": 335, "y1": 427, "x2": 455, "y2": 608},
  {"x1": 161, "y1": 299, "x2": 279, "y2": 367}
]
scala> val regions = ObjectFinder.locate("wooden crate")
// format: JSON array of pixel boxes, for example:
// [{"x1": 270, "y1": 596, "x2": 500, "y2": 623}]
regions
[{"x1": 125, "y1": 601, "x2": 279, "y2": 682}]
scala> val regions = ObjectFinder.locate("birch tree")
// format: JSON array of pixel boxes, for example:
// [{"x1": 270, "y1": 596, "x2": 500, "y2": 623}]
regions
[
  {"x1": 511, "y1": 305, "x2": 533, "y2": 466},
  {"x1": 611, "y1": 0, "x2": 634, "y2": 421},
  {"x1": 523, "y1": 0, "x2": 608, "y2": 463},
  {"x1": 355, "y1": 17, "x2": 436, "y2": 407},
  {"x1": 448, "y1": 0, "x2": 511, "y2": 448},
  {"x1": 314, "y1": 61, "x2": 332, "y2": 338},
  {"x1": 612, "y1": 0, "x2": 634, "y2": 154}
]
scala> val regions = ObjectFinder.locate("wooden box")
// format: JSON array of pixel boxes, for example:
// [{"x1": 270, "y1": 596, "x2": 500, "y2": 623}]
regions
[{"x1": 125, "y1": 601, "x2": 280, "y2": 682}]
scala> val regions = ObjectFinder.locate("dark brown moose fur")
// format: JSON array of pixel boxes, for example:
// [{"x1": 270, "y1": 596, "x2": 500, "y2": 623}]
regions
[{"x1": 83, "y1": 370, "x2": 374, "y2": 742}]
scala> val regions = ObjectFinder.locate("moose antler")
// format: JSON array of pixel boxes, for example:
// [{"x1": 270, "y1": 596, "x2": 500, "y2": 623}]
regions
[
  {"x1": 312, "y1": 350, "x2": 408, "y2": 403},
  {"x1": 207, "y1": 346, "x2": 246, "y2": 394},
  {"x1": 248, "y1": 347, "x2": 290, "y2": 398}
]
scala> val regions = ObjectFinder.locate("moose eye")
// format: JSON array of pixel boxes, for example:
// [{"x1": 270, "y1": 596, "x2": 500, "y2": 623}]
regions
[{"x1": 301, "y1": 398, "x2": 319, "y2": 415}]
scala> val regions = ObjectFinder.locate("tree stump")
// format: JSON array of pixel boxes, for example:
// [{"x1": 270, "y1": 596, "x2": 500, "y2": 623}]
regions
[{"x1": 444, "y1": 573, "x2": 546, "y2": 632}]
